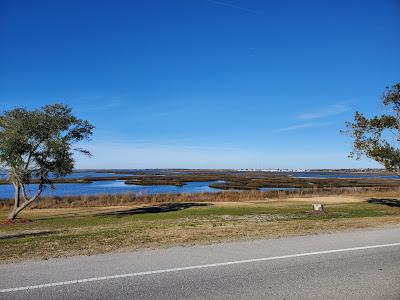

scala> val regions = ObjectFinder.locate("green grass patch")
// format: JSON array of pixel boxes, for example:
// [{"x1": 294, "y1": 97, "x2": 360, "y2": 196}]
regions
[{"x1": 1, "y1": 200, "x2": 400, "y2": 263}]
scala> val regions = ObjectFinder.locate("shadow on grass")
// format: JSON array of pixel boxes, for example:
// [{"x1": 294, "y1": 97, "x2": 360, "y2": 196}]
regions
[
  {"x1": 98, "y1": 202, "x2": 212, "y2": 217},
  {"x1": 0, "y1": 230, "x2": 59, "y2": 240},
  {"x1": 367, "y1": 198, "x2": 400, "y2": 207}
]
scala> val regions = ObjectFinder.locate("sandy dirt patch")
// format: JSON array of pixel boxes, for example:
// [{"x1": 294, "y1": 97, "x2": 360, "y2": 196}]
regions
[{"x1": 284, "y1": 195, "x2": 366, "y2": 203}]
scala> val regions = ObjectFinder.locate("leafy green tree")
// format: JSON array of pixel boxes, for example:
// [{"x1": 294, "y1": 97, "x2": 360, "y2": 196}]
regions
[
  {"x1": 0, "y1": 104, "x2": 94, "y2": 219},
  {"x1": 344, "y1": 83, "x2": 400, "y2": 175}
]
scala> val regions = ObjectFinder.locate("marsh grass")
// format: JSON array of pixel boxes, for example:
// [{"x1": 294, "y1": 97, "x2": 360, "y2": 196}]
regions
[
  {"x1": 0, "y1": 186, "x2": 398, "y2": 209},
  {"x1": 1, "y1": 196, "x2": 400, "y2": 263}
]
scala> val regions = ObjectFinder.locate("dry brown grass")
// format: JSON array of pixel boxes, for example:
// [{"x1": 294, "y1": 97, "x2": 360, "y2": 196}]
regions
[
  {"x1": 1, "y1": 212, "x2": 400, "y2": 263},
  {"x1": 1, "y1": 193, "x2": 400, "y2": 263},
  {"x1": 1, "y1": 186, "x2": 399, "y2": 210}
]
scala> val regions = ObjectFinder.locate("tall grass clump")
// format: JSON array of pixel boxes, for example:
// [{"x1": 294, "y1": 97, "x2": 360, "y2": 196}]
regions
[{"x1": 0, "y1": 186, "x2": 399, "y2": 210}]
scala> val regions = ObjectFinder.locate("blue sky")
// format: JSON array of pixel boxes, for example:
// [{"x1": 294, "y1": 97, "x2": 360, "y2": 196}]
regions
[{"x1": 0, "y1": 0, "x2": 399, "y2": 169}]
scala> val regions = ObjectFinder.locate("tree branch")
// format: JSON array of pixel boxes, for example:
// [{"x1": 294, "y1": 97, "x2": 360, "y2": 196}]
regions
[{"x1": 14, "y1": 187, "x2": 42, "y2": 216}]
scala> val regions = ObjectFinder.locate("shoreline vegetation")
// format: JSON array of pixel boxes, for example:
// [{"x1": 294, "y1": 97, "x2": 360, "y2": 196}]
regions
[
  {"x1": 0, "y1": 170, "x2": 399, "y2": 190},
  {"x1": 0, "y1": 188, "x2": 400, "y2": 263},
  {"x1": 0, "y1": 186, "x2": 399, "y2": 209},
  {"x1": 1, "y1": 170, "x2": 400, "y2": 262}
]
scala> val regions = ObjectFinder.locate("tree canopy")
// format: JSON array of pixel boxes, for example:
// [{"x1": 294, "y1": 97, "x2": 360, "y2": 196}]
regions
[
  {"x1": 344, "y1": 83, "x2": 400, "y2": 174},
  {"x1": 0, "y1": 104, "x2": 94, "y2": 219}
]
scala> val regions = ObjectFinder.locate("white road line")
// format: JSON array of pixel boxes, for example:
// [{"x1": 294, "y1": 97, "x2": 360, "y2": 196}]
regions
[{"x1": 1, "y1": 242, "x2": 400, "y2": 293}]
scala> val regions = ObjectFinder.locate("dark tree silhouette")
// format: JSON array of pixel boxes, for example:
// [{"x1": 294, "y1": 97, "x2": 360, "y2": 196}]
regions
[
  {"x1": 344, "y1": 83, "x2": 400, "y2": 175},
  {"x1": 0, "y1": 104, "x2": 94, "y2": 219}
]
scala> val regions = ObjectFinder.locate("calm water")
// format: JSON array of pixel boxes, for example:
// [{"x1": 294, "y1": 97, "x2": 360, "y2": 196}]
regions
[
  {"x1": 0, "y1": 180, "x2": 229, "y2": 199},
  {"x1": 0, "y1": 170, "x2": 398, "y2": 199},
  {"x1": 0, "y1": 171, "x2": 131, "y2": 180}
]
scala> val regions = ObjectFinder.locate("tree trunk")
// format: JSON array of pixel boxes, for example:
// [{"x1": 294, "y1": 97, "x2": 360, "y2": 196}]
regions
[
  {"x1": 14, "y1": 184, "x2": 20, "y2": 210},
  {"x1": 8, "y1": 209, "x2": 19, "y2": 220},
  {"x1": 8, "y1": 185, "x2": 21, "y2": 220},
  {"x1": 7, "y1": 185, "x2": 42, "y2": 220}
]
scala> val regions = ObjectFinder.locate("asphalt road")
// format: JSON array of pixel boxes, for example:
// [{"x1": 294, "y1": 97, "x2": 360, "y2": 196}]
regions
[{"x1": 1, "y1": 227, "x2": 400, "y2": 299}]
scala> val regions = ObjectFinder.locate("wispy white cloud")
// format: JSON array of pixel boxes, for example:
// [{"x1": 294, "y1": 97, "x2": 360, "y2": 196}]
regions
[
  {"x1": 277, "y1": 122, "x2": 331, "y2": 132},
  {"x1": 74, "y1": 141, "x2": 380, "y2": 169},
  {"x1": 296, "y1": 104, "x2": 348, "y2": 121}
]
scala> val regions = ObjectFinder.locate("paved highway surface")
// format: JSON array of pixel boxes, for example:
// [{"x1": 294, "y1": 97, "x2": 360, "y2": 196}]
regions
[{"x1": 1, "y1": 227, "x2": 400, "y2": 299}]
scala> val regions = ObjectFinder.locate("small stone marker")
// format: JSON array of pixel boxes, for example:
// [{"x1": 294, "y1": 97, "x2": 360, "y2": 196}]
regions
[{"x1": 312, "y1": 203, "x2": 324, "y2": 212}]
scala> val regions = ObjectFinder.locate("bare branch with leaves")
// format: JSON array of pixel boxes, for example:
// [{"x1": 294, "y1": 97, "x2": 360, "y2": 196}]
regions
[
  {"x1": 343, "y1": 83, "x2": 400, "y2": 175},
  {"x1": 0, "y1": 104, "x2": 94, "y2": 219}
]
